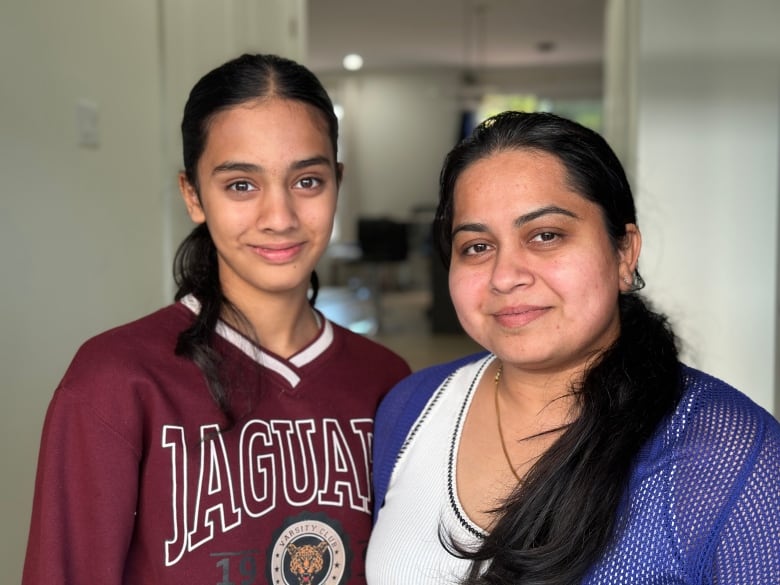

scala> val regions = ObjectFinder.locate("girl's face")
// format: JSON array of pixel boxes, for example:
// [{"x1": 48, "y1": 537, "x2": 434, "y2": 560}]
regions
[
  {"x1": 180, "y1": 98, "x2": 340, "y2": 307},
  {"x1": 448, "y1": 149, "x2": 640, "y2": 380}
]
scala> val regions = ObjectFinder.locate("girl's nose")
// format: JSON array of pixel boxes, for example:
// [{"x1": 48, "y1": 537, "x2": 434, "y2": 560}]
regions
[{"x1": 257, "y1": 189, "x2": 298, "y2": 232}]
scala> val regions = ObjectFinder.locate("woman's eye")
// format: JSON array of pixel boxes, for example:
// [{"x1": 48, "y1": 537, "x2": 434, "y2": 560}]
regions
[
  {"x1": 531, "y1": 231, "x2": 559, "y2": 243},
  {"x1": 463, "y1": 242, "x2": 491, "y2": 255},
  {"x1": 228, "y1": 181, "x2": 255, "y2": 192}
]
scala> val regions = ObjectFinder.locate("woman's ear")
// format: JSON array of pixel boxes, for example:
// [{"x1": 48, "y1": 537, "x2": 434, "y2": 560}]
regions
[
  {"x1": 178, "y1": 172, "x2": 206, "y2": 224},
  {"x1": 618, "y1": 224, "x2": 642, "y2": 292},
  {"x1": 336, "y1": 162, "x2": 344, "y2": 187}
]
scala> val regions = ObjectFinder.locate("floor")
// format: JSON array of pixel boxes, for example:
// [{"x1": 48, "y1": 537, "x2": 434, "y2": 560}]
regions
[{"x1": 318, "y1": 286, "x2": 484, "y2": 372}]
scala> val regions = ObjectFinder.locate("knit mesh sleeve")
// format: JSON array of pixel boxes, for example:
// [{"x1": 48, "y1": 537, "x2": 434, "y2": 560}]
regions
[
  {"x1": 661, "y1": 371, "x2": 780, "y2": 584},
  {"x1": 707, "y1": 418, "x2": 780, "y2": 583},
  {"x1": 586, "y1": 368, "x2": 780, "y2": 584},
  {"x1": 667, "y1": 375, "x2": 780, "y2": 585}
]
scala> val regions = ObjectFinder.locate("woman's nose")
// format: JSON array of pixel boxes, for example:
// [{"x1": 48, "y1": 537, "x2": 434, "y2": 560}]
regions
[{"x1": 489, "y1": 247, "x2": 533, "y2": 293}]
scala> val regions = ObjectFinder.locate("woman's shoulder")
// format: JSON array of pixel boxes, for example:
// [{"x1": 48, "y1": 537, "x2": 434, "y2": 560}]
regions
[
  {"x1": 667, "y1": 364, "x2": 780, "y2": 456},
  {"x1": 377, "y1": 351, "x2": 491, "y2": 421},
  {"x1": 645, "y1": 365, "x2": 780, "y2": 570},
  {"x1": 679, "y1": 365, "x2": 778, "y2": 426}
]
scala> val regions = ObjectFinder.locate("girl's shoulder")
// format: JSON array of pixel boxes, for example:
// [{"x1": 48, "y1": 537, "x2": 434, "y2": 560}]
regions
[
  {"x1": 58, "y1": 302, "x2": 194, "y2": 396},
  {"x1": 46, "y1": 303, "x2": 197, "y2": 446},
  {"x1": 71, "y1": 302, "x2": 192, "y2": 365}
]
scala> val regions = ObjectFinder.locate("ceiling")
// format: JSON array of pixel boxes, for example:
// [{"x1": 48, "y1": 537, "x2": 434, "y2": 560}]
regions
[{"x1": 306, "y1": 0, "x2": 606, "y2": 74}]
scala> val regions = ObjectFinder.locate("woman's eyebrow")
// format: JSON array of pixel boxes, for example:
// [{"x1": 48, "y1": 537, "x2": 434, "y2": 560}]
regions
[
  {"x1": 514, "y1": 205, "x2": 579, "y2": 226},
  {"x1": 452, "y1": 205, "x2": 580, "y2": 237},
  {"x1": 451, "y1": 222, "x2": 488, "y2": 238}
]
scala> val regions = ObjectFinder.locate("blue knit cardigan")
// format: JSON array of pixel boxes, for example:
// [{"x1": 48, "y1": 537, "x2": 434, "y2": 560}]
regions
[{"x1": 371, "y1": 354, "x2": 780, "y2": 583}]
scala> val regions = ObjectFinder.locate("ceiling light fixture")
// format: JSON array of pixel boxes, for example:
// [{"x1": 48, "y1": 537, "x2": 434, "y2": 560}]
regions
[{"x1": 342, "y1": 53, "x2": 364, "y2": 71}]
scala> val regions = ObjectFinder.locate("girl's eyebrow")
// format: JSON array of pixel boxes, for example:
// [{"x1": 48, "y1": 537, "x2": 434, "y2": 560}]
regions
[
  {"x1": 211, "y1": 156, "x2": 332, "y2": 176},
  {"x1": 452, "y1": 205, "x2": 580, "y2": 238},
  {"x1": 291, "y1": 156, "x2": 332, "y2": 170},
  {"x1": 212, "y1": 161, "x2": 260, "y2": 175}
]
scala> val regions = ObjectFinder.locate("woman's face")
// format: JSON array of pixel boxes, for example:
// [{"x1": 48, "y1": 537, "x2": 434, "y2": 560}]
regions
[
  {"x1": 179, "y1": 98, "x2": 340, "y2": 306},
  {"x1": 448, "y1": 149, "x2": 640, "y2": 379}
]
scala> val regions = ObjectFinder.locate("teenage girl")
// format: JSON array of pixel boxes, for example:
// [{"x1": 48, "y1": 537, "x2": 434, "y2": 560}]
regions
[{"x1": 23, "y1": 53, "x2": 410, "y2": 585}]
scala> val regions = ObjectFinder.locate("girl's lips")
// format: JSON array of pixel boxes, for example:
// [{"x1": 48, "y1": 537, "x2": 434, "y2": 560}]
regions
[
  {"x1": 493, "y1": 306, "x2": 549, "y2": 328},
  {"x1": 249, "y1": 242, "x2": 304, "y2": 263}
]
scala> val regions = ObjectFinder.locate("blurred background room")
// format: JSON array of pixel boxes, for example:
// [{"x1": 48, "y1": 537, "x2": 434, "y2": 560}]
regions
[{"x1": 1, "y1": 0, "x2": 779, "y2": 581}]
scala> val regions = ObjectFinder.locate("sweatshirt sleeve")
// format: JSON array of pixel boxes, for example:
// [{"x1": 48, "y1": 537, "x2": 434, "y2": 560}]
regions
[{"x1": 22, "y1": 384, "x2": 142, "y2": 585}]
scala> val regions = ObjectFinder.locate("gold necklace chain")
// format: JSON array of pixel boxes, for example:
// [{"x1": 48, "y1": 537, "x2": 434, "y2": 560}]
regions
[{"x1": 494, "y1": 363, "x2": 522, "y2": 482}]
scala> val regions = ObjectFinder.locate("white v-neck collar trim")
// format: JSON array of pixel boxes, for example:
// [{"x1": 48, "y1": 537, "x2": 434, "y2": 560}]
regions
[
  {"x1": 179, "y1": 294, "x2": 333, "y2": 388},
  {"x1": 447, "y1": 354, "x2": 494, "y2": 538}
]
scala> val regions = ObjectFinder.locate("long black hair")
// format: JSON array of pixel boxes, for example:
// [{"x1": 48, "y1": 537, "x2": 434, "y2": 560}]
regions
[
  {"x1": 434, "y1": 111, "x2": 682, "y2": 584},
  {"x1": 173, "y1": 53, "x2": 338, "y2": 427}
]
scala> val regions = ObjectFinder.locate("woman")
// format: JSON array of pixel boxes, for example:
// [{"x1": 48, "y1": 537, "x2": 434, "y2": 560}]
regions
[
  {"x1": 367, "y1": 111, "x2": 780, "y2": 584},
  {"x1": 23, "y1": 53, "x2": 410, "y2": 585}
]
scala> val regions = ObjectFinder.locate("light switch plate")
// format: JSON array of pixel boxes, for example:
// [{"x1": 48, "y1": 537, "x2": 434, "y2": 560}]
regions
[{"x1": 76, "y1": 99, "x2": 99, "y2": 148}]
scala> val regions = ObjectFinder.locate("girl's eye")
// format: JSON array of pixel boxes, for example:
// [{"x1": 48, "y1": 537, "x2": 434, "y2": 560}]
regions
[
  {"x1": 228, "y1": 181, "x2": 255, "y2": 192},
  {"x1": 296, "y1": 176, "x2": 322, "y2": 189}
]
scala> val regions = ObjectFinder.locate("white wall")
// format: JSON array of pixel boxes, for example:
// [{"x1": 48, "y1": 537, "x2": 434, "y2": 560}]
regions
[
  {"x1": 0, "y1": 3, "x2": 164, "y2": 579},
  {"x1": 0, "y1": 1, "x2": 303, "y2": 581},
  {"x1": 610, "y1": 0, "x2": 780, "y2": 414}
]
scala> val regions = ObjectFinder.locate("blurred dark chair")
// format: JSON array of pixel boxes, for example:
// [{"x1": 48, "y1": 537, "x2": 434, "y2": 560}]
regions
[
  {"x1": 357, "y1": 218, "x2": 409, "y2": 263},
  {"x1": 356, "y1": 217, "x2": 410, "y2": 332}
]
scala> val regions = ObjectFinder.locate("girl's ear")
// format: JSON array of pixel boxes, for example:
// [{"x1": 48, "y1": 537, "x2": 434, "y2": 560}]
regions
[
  {"x1": 178, "y1": 172, "x2": 206, "y2": 224},
  {"x1": 618, "y1": 223, "x2": 642, "y2": 292},
  {"x1": 336, "y1": 162, "x2": 344, "y2": 187}
]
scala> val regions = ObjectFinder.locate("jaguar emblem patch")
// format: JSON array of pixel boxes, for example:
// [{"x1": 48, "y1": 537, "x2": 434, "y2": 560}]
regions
[{"x1": 267, "y1": 513, "x2": 350, "y2": 584}]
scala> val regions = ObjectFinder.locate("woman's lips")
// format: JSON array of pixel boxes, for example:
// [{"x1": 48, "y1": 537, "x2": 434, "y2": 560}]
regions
[{"x1": 493, "y1": 305, "x2": 549, "y2": 328}]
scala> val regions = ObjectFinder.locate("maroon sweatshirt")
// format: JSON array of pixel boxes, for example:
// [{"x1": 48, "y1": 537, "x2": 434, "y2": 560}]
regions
[{"x1": 23, "y1": 298, "x2": 410, "y2": 585}]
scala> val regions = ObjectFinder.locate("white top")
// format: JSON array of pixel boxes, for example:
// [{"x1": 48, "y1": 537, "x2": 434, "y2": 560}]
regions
[{"x1": 366, "y1": 355, "x2": 495, "y2": 584}]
